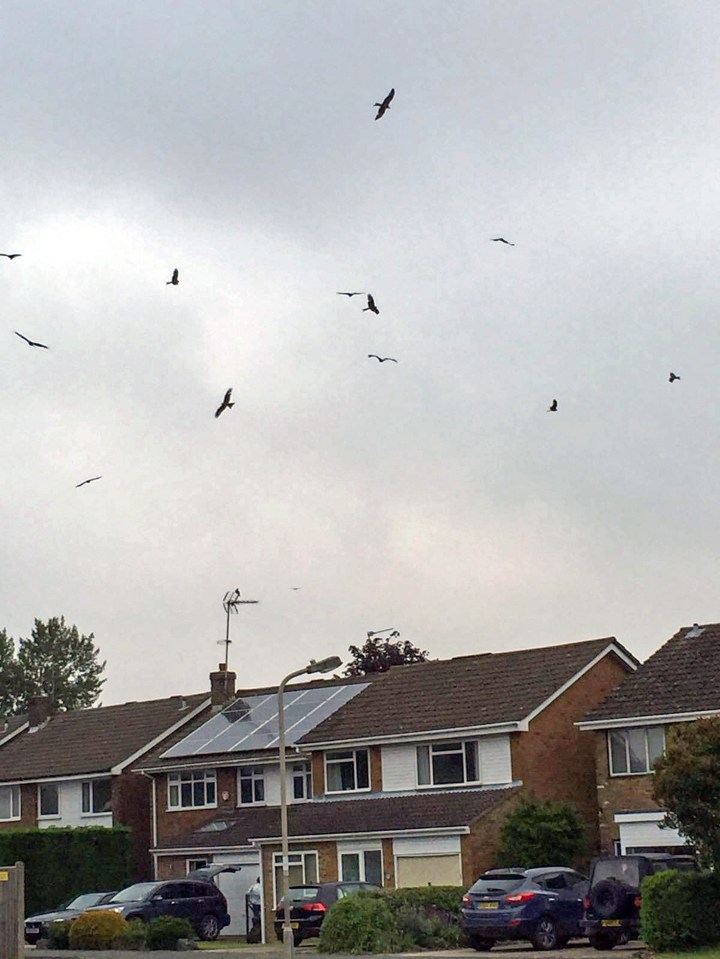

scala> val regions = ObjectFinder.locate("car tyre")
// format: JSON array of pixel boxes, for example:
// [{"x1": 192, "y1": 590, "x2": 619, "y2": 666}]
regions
[
  {"x1": 532, "y1": 916, "x2": 558, "y2": 951},
  {"x1": 197, "y1": 913, "x2": 221, "y2": 941},
  {"x1": 590, "y1": 933, "x2": 617, "y2": 950},
  {"x1": 470, "y1": 936, "x2": 494, "y2": 951}
]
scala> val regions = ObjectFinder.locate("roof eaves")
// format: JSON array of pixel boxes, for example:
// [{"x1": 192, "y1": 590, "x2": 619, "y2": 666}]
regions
[
  {"x1": 248, "y1": 825, "x2": 471, "y2": 845},
  {"x1": 576, "y1": 708, "x2": 720, "y2": 730},
  {"x1": 0, "y1": 720, "x2": 28, "y2": 747},
  {"x1": 300, "y1": 720, "x2": 524, "y2": 750}
]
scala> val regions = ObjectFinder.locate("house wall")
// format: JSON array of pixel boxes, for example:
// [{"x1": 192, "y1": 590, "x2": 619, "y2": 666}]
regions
[
  {"x1": 510, "y1": 651, "x2": 631, "y2": 851},
  {"x1": 153, "y1": 768, "x2": 238, "y2": 846},
  {"x1": 260, "y1": 840, "x2": 338, "y2": 935},
  {"x1": 0, "y1": 782, "x2": 37, "y2": 829},
  {"x1": 460, "y1": 789, "x2": 522, "y2": 885},
  {"x1": 380, "y1": 737, "x2": 512, "y2": 792},
  {"x1": 112, "y1": 771, "x2": 153, "y2": 880}
]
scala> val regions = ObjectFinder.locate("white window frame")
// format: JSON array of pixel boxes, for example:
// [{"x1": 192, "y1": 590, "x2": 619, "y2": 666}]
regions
[
  {"x1": 291, "y1": 762, "x2": 312, "y2": 801},
  {"x1": 187, "y1": 858, "x2": 210, "y2": 873},
  {"x1": 238, "y1": 766, "x2": 266, "y2": 806},
  {"x1": 167, "y1": 770, "x2": 217, "y2": 810},
  {"x1": 337, "y1": 845, "x2": 384, "y2": 886},
  {"x1": 325, "y1": 749, "x2": 371, "y2": 794},
  {"x1": 416, "y1": 740, "x2": 480, "y2": 788},
  {"x1": 608, "y1": 726, "x2": 666, "y2": 776},
  {"x1": 81, "y1": 778, "x2": 112, "y2": 815},
  {"x1": 0, "y1": 784, "x2": 21, "y2": 822},
  {"x1": 272, "y1": 851, "x2": 318, "y2": 906},
  {"x1": 38, "y1": 782, "x2": 60, "y2": 819}
]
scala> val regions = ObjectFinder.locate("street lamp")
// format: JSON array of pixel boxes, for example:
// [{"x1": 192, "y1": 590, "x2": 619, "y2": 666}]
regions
[{"x1": 278, "y1": 655, "x2": 342, "y2": 959}]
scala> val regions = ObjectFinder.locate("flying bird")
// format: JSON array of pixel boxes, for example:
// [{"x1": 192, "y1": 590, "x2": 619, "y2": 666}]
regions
[
  {"x1": 215, "y1": 388, "x2": 234, "y2": 418},
  {"x1": 374, "y1": 88, "x2": 395, "y2": 120},
  {"x1": 363, "y1": 294, "x2": 380, "y2": 315},
  {"x1": 669, "y1": 372, "x2": 681, "y2": 382},
  {"x1": 0, "y1": 253, "x2": 21, "y2": 259},
  {"x1": 14, "y1": 331, "x2": 48, "y2": 349},
  {"x1": 166, "y1": 268, "x2": 179, "y2": 286},
  {"x1": 547, "y1": 399, "x2": 558, "y2": 412},
  {"x1": 491, "y1": 238, "x2": 515, "y2": 246},
  {"x1": 368, "y1": 354, "x2": 398, "y2": 363},
  {"x1": 76, "y1": 476, "x2": 102, "y2": 488},
  {"x1": 336, "y1": 291, "x2": 365, "y2": 297}
]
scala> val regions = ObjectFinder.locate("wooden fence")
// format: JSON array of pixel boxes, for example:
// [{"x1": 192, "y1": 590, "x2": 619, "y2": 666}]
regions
[{"x1": 0, "y1": 862, "x2": 24, "y2": 959}]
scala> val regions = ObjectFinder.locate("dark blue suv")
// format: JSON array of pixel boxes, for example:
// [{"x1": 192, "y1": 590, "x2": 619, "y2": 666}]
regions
[{"x1": 461, "y1": 866, "x2": 588, "y2": 950}]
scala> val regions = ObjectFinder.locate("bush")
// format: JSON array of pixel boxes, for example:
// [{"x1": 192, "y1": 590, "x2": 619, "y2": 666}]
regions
[
  {"x1": 146, "y1": 915, "x2": 196, "y2": 950},
  {"x1": 318, "y1": 893, "x2": 403, "y2": 954},
  {"x1": 380, "y1": 887, "x2": 465, "y2": 948},
  {"x1": 497, "y1": 794, "x2": 587, "y2": 867},
  {"x1": 112, "y1": 918, "x2": 147, "y2": 951},
  {"x1": 47, "y1": 919, "x2": 72, "y2": 949},
  {"x1": 68, "y1": 909, "x2": 129, "y2": 949},
  {"x1": 641, "y1": 869, "x2": 720, "y2": 951}
]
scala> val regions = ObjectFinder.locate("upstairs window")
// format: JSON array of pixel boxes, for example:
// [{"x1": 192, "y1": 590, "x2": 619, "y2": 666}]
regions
[
  {"x1": 325, "y1": 750, "x2": 370, "y2": 793},
  {"x1": 82, "y1": 778, "x2": 112, "y2": 814},
  {"x1": 417, "y1": 740, "x2": 480, "y2": 786},
  {"x1": 239, "y1": 766, "x2": 265, "y2": 805},
  {"x1": 609, "y1": 727, "x2": 665, "y2": 775},
  {"x1": 38, "y1": 782, "x2": 59, "y2": 817},
  {"x1": 168, "y1": 770, "x2": 217, "y2": 809},
  {"x1": 0, "y1": 785, "x2": 20, "y2": 821},
  {"x1": 292, "y1": 762, "x2": 312, "y2": 800}
]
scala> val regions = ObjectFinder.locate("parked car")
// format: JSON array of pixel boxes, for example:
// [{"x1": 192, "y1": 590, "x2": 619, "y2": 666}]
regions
[
  {"x1": 85, "y1": 878, "x2": 231, "y2": 941},
  {"x1": 24, "y1": 890, "x2": 117, "y2": 944},
  {"x1": 461, "y1": 866, "x2": 589, "y2": 951},
  {"x1": 582, "y1": 853, "x2": 697, "y2": 950},
  {"x1": 274, "y1": 881, "x2": 381, "y2": 945}
]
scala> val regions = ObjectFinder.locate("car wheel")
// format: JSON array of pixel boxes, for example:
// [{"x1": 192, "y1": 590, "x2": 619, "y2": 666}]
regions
[
  {"x1": 590, "y1": 933, "x2": 616, "y2": 951},
  {"x1": 470, "y1": 935, "x2": 494, "y2": 951},
  {"x1": 197, "y1": 913, "x2": 221, "y2": 941},
  {"x1": 590, "y1": 880, "x2": 634, "y2": 919},
  {"x1": 532, "y1": 916, "x2": 558, "y2": 951}
]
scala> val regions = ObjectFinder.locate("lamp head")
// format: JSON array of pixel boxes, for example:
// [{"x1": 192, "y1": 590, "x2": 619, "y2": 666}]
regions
[{"x1": 306, "y1": 656, "x2": 342, "y2": 675}]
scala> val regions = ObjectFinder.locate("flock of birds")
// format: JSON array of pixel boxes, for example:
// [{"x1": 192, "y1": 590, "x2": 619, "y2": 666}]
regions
[{"x1": 6, "y1": 84, "x2": 685, "y2": 485}]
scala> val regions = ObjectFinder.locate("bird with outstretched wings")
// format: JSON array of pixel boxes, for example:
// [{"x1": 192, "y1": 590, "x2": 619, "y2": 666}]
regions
[
  {"x1": 363, "y1": 294, "x2": 380, "y2": 315},
  {"x1": 76, "y1": 476, "x2": 102, "y2": 488},
  {"x1": 14, "y1": 331, "x2": 48, "y2": 349},
  {"x1": 0, "y1": 253, "x2": 21, "y2": 259},
  {"x1": 374, "y1": 88, "x2": 395, "y2": 120},
  {"x1": 336, "y1": 291, "x2": 365, "y2": 297},
  {"x1": 669, "y1": 372, "x2": 681, "y2": 382},
  {"x1": 491, "y1": 237, "x2": 514, "y2": 246},
  {"x1": 215, "y1": 388, "x2": 234, "y2": 418},
  {"x1": 368, "y1": 355, "x2": 397, "y2": 363},
  {"x1": 166, "y1": 268, "x2": 179, "y2": 285}
]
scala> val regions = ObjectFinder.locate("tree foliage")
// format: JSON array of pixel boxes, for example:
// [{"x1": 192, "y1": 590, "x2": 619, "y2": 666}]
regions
[
  {"x1": 496, "y1": 794, "x2": 587, "y2": 867},
  {"x1": 344, "y1": 632, "x2": 429, "y2": 676},
  {"x1": 652, "y1": 718, "x2": 720, "y2": 868},
  {"x1": 0, "y1": 617, "x2": 105, "y2": 715}
]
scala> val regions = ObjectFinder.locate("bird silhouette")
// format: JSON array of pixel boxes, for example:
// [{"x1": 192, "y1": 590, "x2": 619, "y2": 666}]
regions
[
  {"x1": 368, "y1": 354, "x2": 397, "y2": 363},
  {"x1": 363, "y1": 294, "x2": 380, "y2": 315},
  {"x1": 76, "y1": 476, "x2": 102, "y2": 488},
  {"x1": 374, "y1": 88, "x2": 395, "y2": 120},
  {"x1": 491, "y1": 238, "x2": 515, "y2": 246},
  {"x1": 547, "y1": 399, "x2": 558, "y2": 412},
  {"x1": 336, "y1": 291, "x2": 365, "y2": 297},
  {"x1": 215, "y1": 388, "x2": 234, "y2": 418},
  {"x1": 166, "y1": 268, "x2": 179, "y2": 286},
  {"x1": 669, "y1": 372, "x2": 681, "y2": 382},
  {"x1": 0, "y1": 253, "x2": 21, "y2": 259},
  {"x1": 14, "y1": 331, "x2": 48, "y2": 349}
]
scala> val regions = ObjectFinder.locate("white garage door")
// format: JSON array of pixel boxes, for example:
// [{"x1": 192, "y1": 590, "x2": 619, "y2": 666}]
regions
[{"x1": 396, "y1": 854, "x2": 462, "y2": 887}]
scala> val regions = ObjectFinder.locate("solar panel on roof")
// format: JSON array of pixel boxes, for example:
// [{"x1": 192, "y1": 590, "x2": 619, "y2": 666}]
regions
[{"x1": 161, "y1": 682, "x2": 368, "y2": 759}]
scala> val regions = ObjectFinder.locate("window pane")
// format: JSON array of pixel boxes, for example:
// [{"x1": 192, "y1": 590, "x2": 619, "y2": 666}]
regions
[
  {"x1": 465, "y1": 742, "x2": 478, "y2": 782},
  {"x1": 168, "y1": 783, "x2": 179, "y2": 807},
  {"x1": 341, "y1": 853, "x2": 360, "y2": 882},
  {"x1": 304, "y1": 853, "x2": 318, "y2": 883},
  {"x1": 364, "y1": 850, "x2": 382, "y2": 886},
  {"x1": 254, "y1": 779, "x2": 265, "y2": 802},
  {"x1": 240, "y1": 779, "x2": 253, "y2": 804},
  {"x1": 326, "y1": 761, "x2": 346, "y2": 792},
  {"x1": 0, "y1": 787, "x2": 11, "y2": 819},
  {"x1": 417, "y1": 745, "x2": 430, "y2": 785},
  {"x1": 647, "y1": 727, "x2": 665, "y2": 767},
  {"x1": 293, "y1": 775, "x2": 304, "y2": 800},
  {"x1": 609, "y1": 730, "x2": 628, "y2": 774},
  {"x1": 40, "y1": 784, "x2": 59, "y2": 816},
  {"x1": 628, "y1": 728, "x2": 647, "y2": 773},
  {"x1": 356, "y1": 750, "x2": 369, "y2": 789},
  {"x1": 180, "y1": 782, "x2": 192, "y2": 806},
  {"x1": 93, "y1": 779, "x2": 112, "y2": 813},
  {"x1": 206, "y1": 780, "x2": 216, "y2": 804},
  {"x1": 193, "y1": 780, "x2": 205, "y2": 805},
  {"x1": 82, "y1": 782, "x2": 91, "y2": 813},
  {"x1": 432, "y1": 751, "x2": 464, "y2": 784}
]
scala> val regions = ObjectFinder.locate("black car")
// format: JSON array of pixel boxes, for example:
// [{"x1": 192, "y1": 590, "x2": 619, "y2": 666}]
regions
[
  {"x1": 24, "y1": 890, "x2": 117, "y2": 944},
  {"x1": 85, "y1": 878, "x2": 231, "y2": 941},
  {"x1": 582, "y1": 853, "x2": 697, "y2": 950},
  {"x1": 275, "y1": 881, "x2": 380, "y2": 945},
  {"x1": 461, "y1": 866, "x2": 589, "y2": 951}
]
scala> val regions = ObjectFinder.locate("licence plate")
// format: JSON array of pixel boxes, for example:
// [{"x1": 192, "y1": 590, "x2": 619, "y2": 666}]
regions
[
  {"x1": 26, "y1": 925, "x2": 39, "y2": 933},
  {"x1": 479, "y1": 902, "x2": 499, "y2": 910},
  {"x1": 601, "y1": 920, "x2": 622, "y2": 927},
  {"x1": 291, "y1": 922, "x2": 300, "y2": 929}
]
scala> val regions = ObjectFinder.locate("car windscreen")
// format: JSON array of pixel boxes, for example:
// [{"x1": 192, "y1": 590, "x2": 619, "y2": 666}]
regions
[
  {"x1": 108, "y1": 882, "x2": 161, "y2": 903},
  {"x1": 468, "y1": 874, "x2": 526, "y2": 895},
  {"x1": 66, "y1": 893, "x2": 106, "y2": 910},
  {"x1": 592, "y1": 860, "x2": 641, "y2": 886},
  {"x1": 287, "y1": 886, "x2": 321, "y2": 902}
]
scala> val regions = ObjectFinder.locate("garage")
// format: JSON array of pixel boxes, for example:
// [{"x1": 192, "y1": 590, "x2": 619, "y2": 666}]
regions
[{"x1": 396, "y1": 853, "x2": 463, "y2": 887}]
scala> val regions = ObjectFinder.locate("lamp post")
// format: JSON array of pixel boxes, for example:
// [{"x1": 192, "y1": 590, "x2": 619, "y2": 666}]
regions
[{"x1": 278, "y1": 655, "x2": 342, "y2": 959}]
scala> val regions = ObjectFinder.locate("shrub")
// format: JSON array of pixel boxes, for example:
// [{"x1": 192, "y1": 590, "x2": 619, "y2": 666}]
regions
[
  {"x1": 112, "y1": 918, "x2": 147, "y2": 951},
  {"x1": 47, "y1": 919, "x2": 72, "y2": 948},
  {"x1": 497, "y1": 794, "x2": 587, "y2": 867},
  {"x1": 640, "y1": 868, "x2": 720, "y2": 951},
  {"x1": 146, "y1": 915, "x2": 196, "y2": 950},
  {"x1": 318, "y1": 893, "x2": 403, "y2": 954},
  {"x1": 379, "y1": 887, "x2": 465, "y2": 948},
  {"x1": 68, "y1": 909, "x2": 129, "y2": 949}
]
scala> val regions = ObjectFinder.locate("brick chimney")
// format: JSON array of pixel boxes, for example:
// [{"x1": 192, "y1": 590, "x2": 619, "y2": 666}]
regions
[
  {"x1": 28, "y1": 695, "x2": 54, "y2": 731},
  {"x1": 210, "y1": 664, "x2": 237, "y2": 713}
]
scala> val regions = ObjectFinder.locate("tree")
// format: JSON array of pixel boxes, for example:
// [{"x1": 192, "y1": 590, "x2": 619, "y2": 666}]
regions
[
  {"x1": 344, "y1": 631, "x2": 429, "y2": 676},
  {"x1": 496, "y1": 794, "x2": 587, "y2": 867},
  {"x1": 1, "y1": 617, "x2": 106, "y2": 715},
  {"x1": 652, "y1": 718, "x2": 720, "y2": 869}
]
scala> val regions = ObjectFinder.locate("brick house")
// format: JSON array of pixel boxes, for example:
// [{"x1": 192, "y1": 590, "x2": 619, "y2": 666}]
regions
[
  {"x1": 0, "y1": 690, "x2": 210, "y2": 878},
  {"x1": 139, "y1": 636, "x2": 635, "y2": 940},
  {"x1": 577, "y1": 622, "x2": 720, "y2": 855}
]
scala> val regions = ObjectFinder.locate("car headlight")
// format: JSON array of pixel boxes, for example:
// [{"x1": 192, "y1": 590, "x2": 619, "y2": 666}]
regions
[{"x1": 110, "y1": 906, "x2": 126, "y2": 913}]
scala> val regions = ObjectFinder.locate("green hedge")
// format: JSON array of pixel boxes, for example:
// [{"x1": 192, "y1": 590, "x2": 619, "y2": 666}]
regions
[
  {"x1": 318, "y1": 894, "x2": 403, "y2": 954},
  {"x1": 0, "y1": 826, "x2": 131, "y2": 916},
  {"x1": 640, "y1": 869, "x2": 720, "y2": 951}
]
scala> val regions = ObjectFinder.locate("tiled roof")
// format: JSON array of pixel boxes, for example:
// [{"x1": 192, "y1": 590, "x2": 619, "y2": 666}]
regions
[
  {"x1": 154, "y1": 786, "x2": 520, "y2": 850},
  {"x1": 582, "y1": 623, "x2": 720, "y2": 724},
  {"x1": 0, "y1": 692, "x2": 209, "y2": 781},
  {"x1": 0, "y1": 714, "x2": 28, "y2": 744},
  {"x1": 298, "y1": 637, "x2": 634, "y2": 744}
]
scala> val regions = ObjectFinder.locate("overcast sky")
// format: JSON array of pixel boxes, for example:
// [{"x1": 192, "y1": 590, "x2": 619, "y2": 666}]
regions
[{"x1": 2, "y1": 0, "x2": 719, "y2": 706}]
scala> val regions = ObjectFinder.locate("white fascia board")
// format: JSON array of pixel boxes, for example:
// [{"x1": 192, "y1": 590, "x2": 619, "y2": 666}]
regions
[
  {"x1": 524, "y1": 643, "x2": 637, "y2": 727},
  {"x1": 248, "y1": 826, "x2": 471, "y2": 845},
  {"x1": 152, "y1": 843, "x2": 257, "y2": 856},
  {"x1": 576, "y1": 709, "x2": 720, "y2": 731},
  {"x1": 614, "y1": 811, "x2": 666, "y2": 824},
  {"x1": 303, "y1": 722, "x2": 522, "y2": 751},
  {"x1": 0, "y1": 771, "x2": 112, "y2": 786},
  {"x1": 0, "y1": 721, "x2": 29, "y2": 746},
  {"x1": 111, "y1": 697, "x2": 212, "y2": 774},
  {"x1": 140, "y1": 749, "x2": 308, "y2": 775}
]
